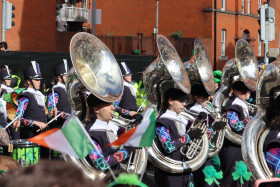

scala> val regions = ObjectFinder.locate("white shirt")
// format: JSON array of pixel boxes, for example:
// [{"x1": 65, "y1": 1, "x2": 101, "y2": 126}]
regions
[
  {"x1": 89, "y1": 119, "x2": 119, "y2": 139},
  {"x1": 23, "y1": 87, "x2": 45, "y2": 108},
  {"x1": 53, "y1": 82, "x2": 66, "y2": 91}
]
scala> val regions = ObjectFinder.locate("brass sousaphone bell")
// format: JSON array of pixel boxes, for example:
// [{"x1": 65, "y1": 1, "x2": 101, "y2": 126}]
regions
[
  {"x1": 183, "y1": 38, "x2": 223, "y2": 158},
  {"x1": 212, "y1": 39, "x2": 259, "y2": 145},
  {"x1": 242, "y1": 58, "x2": 280, "y2": 180},
  {"x1": 63, "y1": 32, "x2": 147, "y2": 181},
  {"x1": 145, "y1": 34, "x2": 209, "y2": 173}
]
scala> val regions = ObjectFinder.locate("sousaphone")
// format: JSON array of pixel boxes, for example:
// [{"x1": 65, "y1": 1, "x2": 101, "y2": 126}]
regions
[
  {"x1": 145, "y1": 34, "x2": 209, "y2": 173},
  {"x1": 63, "y1": 32, "x2": 147, "y2": 181},
  {"x1": 212, "y1": 39, "x2": 259, "y2": 145},
  {"x1": 242, "y1": 58, "x2": 280, "y2": 180},
  {"x1": 184, "y1": 38, "x2": 223, "y2": 158}
]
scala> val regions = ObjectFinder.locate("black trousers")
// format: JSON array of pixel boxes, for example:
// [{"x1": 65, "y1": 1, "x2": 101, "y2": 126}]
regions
[{"x1": 154, "y1": 167, "x2": 192, "y2": 187}]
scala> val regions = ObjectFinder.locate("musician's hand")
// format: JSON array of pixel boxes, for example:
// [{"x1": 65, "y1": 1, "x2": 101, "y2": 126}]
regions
[
  {"x1": 34, "y1": 121, "x2": 47, "y2": 130},
  {"x1": 187, "y1": 128, "x2": 204, "y2": 140},
  {"x1": 13, "y1": 120, "x2": 20, "y2": 128},
  {"x1": 50, "y1": 108, "x2": 58, "y2": 117},
  {"x1": 61, "y1": 112, "x2": 69, "y2": 119},
  {"x1": 23, "y1": 119, "x2": 31, "y2": 126},
  {"x1": 132, "y1": 114, "x2": 143, "y2": 123},
  {"x1": 124, "y1": 146, "x2": 137, "y2": 154},
  {"x1": 197, "y1": 112, "x2": 207, "y2": 120},
  {"x1": 212, "y1": 121, "x2": 227, "y2": 131},
  {"x1": 129, "y1": 111, "x2": 137, "y2": 117}
]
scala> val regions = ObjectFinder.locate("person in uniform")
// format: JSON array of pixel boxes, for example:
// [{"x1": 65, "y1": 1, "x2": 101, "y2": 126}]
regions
[
  {"x1": 0, "y1": 65, "x2": 13, "y2": 95},
  {"x1": 86, "y1": 94, "x2": 134, "y2": 172},
  {"x1": 187, "y1": 82, "x2": 225, "y2": 187},
  {"x1": 46, "y1": 59, "x2": 71, "y2": 129},
  {"x1": 0, "y1": 85, "x2": 8, "y2": 132},
  {"x1": 219, "y1": 80, "x2": 252, "y2": 187},
  {"x1": 13, "y1": 61, "x2": 47, "y2": 139},
  {"x1": 154, "y1": 88, "x2": 204, "y2": 187},
  {"x1": 114, "y1": 62, "x2": 138, "y2": 118},
  {"x1": 263, "y1": 93, "x2": 280, "y2": 177},
  {"x1": 8, "y1": 65, "x2": 21, "y2": 89}
]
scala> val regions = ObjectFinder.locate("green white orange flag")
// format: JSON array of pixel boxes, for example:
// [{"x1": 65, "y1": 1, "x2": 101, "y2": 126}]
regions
[
  {"x1": 28, "y1": 114, "x2": 95, "y2": 159},
  {"x1": 109, "y1": 108, "x2": 156, "y2": 147}
]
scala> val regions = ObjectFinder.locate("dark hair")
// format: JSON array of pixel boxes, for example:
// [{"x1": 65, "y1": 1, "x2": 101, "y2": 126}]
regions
[
  {"x1": 232, "y1": 81, "x2": 250, "y2": 93},
  {"x1": 266, "y1": 95, "x2": 280, "y2": 129},
  {"x1": 87, "y1": 94, "x2": 108, "y2": 108},
  {"x1": 0, "y1": 160, "x2": 98, "y2": 187},
  {"x1": 0, "y1": 42, "x2": 7, "y2": 50},
  {"x1": 191, "y1": 83, "x2": 209, "y2": 98},
  {"x1": 163, "y1": 88, "x2": 187, "y2": 108}
]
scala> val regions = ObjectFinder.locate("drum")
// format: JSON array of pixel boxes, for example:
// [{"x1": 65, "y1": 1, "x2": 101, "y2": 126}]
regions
[
  {"x1": 11, "y1": 88, "x2": 25, "y2": 106},
  {"x1": 6, "y1": 102, "x2": 16, "y2": 121},
  {"x1": 10, "y1": 139, "x2": 40, "y2": 167}
]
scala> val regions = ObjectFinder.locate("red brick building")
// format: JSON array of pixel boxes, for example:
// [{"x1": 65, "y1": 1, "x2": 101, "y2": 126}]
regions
[{"x1": 1, "y1": 0, "x2": 279, "y2": 69}]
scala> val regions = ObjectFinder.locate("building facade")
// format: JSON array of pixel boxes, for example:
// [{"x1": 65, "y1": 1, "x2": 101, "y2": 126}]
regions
[{"x1": 0, "y1": 0, "x2": 278, "y2": 70}]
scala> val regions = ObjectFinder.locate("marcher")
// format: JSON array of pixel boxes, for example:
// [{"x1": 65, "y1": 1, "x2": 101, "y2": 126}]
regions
[
  {"x1": 154, "y1": 88, "x2": 204, "y2": 187},
  {"x1": 114, "y1": 62, "x2": 138, "y2": 118},
  {"x1": 13, "y1": 61, "x2": 47, "y2": 139},
  {"x1": 46, "y1": 59, "x2": 71, "y2": 129},
  {"x1": 219, "y1": 80, "x2": 252, "y2": 187},
  {"x1": 86, "y1": 94, "x2": 134, "y2": 171}
]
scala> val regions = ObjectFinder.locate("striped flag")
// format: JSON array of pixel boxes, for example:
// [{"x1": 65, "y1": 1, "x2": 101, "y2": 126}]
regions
[
  {"x1": 28, "y1": 115, "x2": 94, "y2": 159},
  {"x1": 109, "y1": 108, "x2": 156, "y2": 147}
]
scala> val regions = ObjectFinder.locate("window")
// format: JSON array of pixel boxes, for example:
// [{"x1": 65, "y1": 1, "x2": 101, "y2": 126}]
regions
[
  {"x1": 247, "y1": 0, "x2": 250, "y2": 14},
  {"x1": 258, "y1": 33, "x2": 262, "y2": 56},
  {"x1": 242, "y1": 0, "x2": 245, "y2": 13},
  {"x1": 221, "y1": 29, "x2": 226, "y2": 56},
  {"x1": 258, "y1": 0, "x2": 262, "y2": 6},
  {"x1": 221, "y1": 0, "x2": 226, "y2": 10},
  {"x1": 243, "y1": 30, "x2": 250, "y2": 39}
]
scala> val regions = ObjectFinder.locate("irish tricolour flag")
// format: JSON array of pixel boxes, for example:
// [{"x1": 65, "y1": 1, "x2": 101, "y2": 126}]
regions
[
  {"x1": 28, "y1": 115, "x2": 95, "y2": 159},
  {"x1": 109, "y1": 108, "x2": 156, "y2": 147}
]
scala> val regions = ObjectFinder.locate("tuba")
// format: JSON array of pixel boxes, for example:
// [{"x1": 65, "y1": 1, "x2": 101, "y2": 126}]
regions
[
  {"x1": 63, "y1": 32, "x2": 148, "y2": 181},
  {"x1": 145, "y1": 34, "x2": 209, "y2": 173},
  {"x1": 183, "y1": 38, "x2": 224, "y2": 158},
  {"x1": 242, "y1": 58, "x2": 280, "y2": 180},
  {"x1": 212, "y1": 39, "x2": 259, "y2": 145}
]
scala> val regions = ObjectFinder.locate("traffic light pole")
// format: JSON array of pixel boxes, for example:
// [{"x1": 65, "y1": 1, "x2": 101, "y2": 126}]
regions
[
  {"x1": 1, "y1": 0, "x2": 6, "y2": 42},
  {"x1": 264, "y1": 39, "x2": 269, "y2": 65}
]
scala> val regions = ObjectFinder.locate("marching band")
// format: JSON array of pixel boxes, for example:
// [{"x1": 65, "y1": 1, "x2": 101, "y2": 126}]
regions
[{"x1": 0, "y1": 32, "x2": 279, "y2": 187}]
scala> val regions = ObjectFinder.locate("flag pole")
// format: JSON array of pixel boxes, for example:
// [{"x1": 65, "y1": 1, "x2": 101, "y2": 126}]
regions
[{"x1": 74, "y1": 114, "x2": 116, "y2": 180}]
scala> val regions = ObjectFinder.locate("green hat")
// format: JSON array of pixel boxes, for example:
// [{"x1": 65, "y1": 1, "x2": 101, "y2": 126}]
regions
[{"x1": 213, "y1": 70, "x2": 222, "y2": 83}]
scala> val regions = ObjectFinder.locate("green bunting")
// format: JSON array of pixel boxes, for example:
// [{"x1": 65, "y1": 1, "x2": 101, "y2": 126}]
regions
[
  {"x1": 203, "y1": 165, "x2": 223, "y2": 185},
  {"x1": 232, "y1": 161, "x2": 252, "y2": 184}
]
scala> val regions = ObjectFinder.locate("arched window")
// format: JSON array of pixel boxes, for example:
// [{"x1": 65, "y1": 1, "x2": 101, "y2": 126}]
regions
[{"x1": 243, "y1": 30, "x2": 250, "y2": 40}]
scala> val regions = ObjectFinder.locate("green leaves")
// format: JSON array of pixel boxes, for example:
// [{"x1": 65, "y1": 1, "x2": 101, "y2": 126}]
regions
[
  {"x1": 203, "y1": 165, "x2": 223, "y2": 185},
  {"x1": 232, "y1": 161, "x2": 252, "y2": 184}
]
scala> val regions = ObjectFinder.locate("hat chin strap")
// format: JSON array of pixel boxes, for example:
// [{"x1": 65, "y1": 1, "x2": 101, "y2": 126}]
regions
[
  {"x1": 59, "y1": 75, "x2": 66, "y2": 84},
  {"x1": 30, "y1": 79, "x2": 38, "y2": 91},
  {"x1": 123, "y1": 76, "x2": 131, "y2": 83}
]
